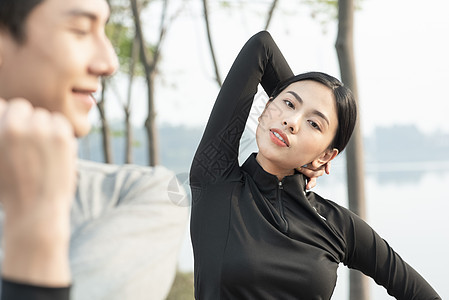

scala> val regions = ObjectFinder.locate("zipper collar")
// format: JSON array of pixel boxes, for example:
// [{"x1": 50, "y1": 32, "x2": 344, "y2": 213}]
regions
[{"x1": 241, "y1": 153, "x2": 307, "y2": 198}]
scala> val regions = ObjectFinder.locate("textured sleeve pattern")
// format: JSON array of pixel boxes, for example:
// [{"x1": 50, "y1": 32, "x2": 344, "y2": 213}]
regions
[{"x1": 190, "y1": 31, "x2": 293, "y2": 186}]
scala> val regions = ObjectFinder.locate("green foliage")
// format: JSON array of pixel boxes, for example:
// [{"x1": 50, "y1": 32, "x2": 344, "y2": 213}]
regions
[
  {"x1": 106, "y1": 22, "x2": 138, "y2": 73},
  {"x1": 219, "y1": 1, "x2": 231, "y2": 8},
  {"x1": 111, "y1": 129, "x2": 125, "y2": 137},
  {"x1": 132, "y1": 140, "x2": 142, "y2": 147},
  {"x1": 314, "y1": 0, "x2": 339, "y2": 7},
  {"x1": 89, "y1": 126, "x2": 102, "y2": 134},
  {"x1": 106, "y1": 0, "x2": 158, "y2": 76}
]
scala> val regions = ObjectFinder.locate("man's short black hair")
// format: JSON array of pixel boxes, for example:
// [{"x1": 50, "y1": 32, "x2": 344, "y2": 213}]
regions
[{"x1": 0, "y1": 0, "x2": 45, "y2": 43}]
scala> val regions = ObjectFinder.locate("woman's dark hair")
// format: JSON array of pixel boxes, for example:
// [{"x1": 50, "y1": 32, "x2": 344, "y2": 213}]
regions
[
  {"x1": 270, "y1": 71, "x2": 357, "y2": 154},
  {"x1": 0, "y1": 0, "x2": 45, "y2": 43}
]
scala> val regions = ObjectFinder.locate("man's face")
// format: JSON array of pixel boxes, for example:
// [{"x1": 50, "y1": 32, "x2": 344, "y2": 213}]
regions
[{"x1": 0, "y1": 0, "x2": 118, "y2": 137}]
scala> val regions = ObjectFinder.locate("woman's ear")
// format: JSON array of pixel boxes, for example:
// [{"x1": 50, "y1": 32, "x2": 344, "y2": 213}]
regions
[{"x1": 310, "y1": 148, "x2": 339, "y2": 169}]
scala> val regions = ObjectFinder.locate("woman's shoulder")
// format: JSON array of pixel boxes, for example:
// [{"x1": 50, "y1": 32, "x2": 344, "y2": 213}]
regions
[
  {"x1": 306, "y1": 191, "x2": 370, "y2": 240},
  {"x1": 307, "y1": 191, "x2": 356, "y2": 222}
]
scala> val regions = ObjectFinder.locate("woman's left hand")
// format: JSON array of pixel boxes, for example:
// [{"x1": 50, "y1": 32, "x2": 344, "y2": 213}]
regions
[{"x1": 296, "y1": 162, "x2": 331, "y2": 190}]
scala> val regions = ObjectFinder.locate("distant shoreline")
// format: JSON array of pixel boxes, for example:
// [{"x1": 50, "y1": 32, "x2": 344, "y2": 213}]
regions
[{"x1": 364, "y1": 160, "x2": 449, "y2": 173}]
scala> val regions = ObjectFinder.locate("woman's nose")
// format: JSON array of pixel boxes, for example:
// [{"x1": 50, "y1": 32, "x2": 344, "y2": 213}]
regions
[{"x1": 283, "y1": 116, "x2": 301, "y2": 134}]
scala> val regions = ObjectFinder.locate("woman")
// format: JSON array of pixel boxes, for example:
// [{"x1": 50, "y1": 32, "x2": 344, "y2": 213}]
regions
[{"x1": 190, "y1": 31, "x2": 441, "y2": 299}]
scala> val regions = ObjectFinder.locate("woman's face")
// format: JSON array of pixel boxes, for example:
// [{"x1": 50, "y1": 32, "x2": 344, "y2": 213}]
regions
[{"x1": 256, "y1": 80, "x2": 339, "y2": 175}]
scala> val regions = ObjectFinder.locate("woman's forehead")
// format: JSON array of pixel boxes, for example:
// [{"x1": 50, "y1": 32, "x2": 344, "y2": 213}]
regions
[{"x1": 281, "y1": 81, "x2": 334, "y2": 105}]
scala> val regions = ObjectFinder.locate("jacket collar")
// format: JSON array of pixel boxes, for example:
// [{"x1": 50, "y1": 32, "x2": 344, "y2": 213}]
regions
[{"x1": 241, "y1": 153, "x2": 307, "y2": 198}]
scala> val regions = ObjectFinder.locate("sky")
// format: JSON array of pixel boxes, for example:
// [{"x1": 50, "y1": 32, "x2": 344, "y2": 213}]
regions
[{"x1": 94, "y1": 0, "x2": 449, "y2": 137}]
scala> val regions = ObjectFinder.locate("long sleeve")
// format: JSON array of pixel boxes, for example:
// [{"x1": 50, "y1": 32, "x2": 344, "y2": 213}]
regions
[
  {"x1": 0, "y1": 161, "x2": 188, "y2": 300},
  {"x1": 190, "y1": 31, "x2": 293, "y2": 186},
  {"x1": 1, "y1": 279, "x2": 70, "y2": 300},
  {"x1": 344, "y1": 210, "x2": 441, "y2": 299}
]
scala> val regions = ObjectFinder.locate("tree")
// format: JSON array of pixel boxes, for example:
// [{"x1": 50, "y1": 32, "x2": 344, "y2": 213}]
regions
[
  {"x1": 104, "y1": 0, "x2": 183, "y2": 166},
  {"x1": 103, "y1": 32, "x2": 139, "y2": 164},
  {"x1": 335, "y1": 0, "x2": 369, "y2": 299},
  {"x1": 96, "y1": 78, "x2": 114, "y2": 164},
  {"x1": 202, "y1": 0, "x2": 281, "y2": 87},
  {"x1": 101, "y1": 1, "x2": 138, "y2": 164},
  {"x1": 264, "y1": 0, "x2": 279, "y2": 30},
  {"x1": 123, "y1": 33, "x2": 140, "y2": 164},
  {"x1": 202, "y1": 0, "x2": 222, "y2": 87},
  {"x1": 130, "y1": 0, "x2": 179, "y2": 166}
]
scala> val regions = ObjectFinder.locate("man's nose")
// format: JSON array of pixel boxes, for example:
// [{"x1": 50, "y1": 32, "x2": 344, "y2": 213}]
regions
[{"x1": 89, "y1": 36, "x2": 118, "y2": 77}]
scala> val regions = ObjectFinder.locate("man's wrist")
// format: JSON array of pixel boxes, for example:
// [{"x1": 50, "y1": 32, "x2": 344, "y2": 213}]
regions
[{"x1": 1, "y1": 204, "x2": 72, "y2": 286}]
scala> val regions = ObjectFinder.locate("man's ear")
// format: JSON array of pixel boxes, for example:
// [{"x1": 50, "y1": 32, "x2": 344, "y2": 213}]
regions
[
  {"x1": 310, "y1": 148, "x2": 339, "y2": 169},
  {"x1": 258, "y1": 97, "x2": 273, "y2": 122},
  {"x1": 0, "y1": 29, "x2": 8, "y2": 67}
]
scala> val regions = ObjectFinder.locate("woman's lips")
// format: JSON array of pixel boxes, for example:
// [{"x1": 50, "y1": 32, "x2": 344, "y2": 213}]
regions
[{"x1": 270, "y1": 129, "x2": 289, "y2": 147}]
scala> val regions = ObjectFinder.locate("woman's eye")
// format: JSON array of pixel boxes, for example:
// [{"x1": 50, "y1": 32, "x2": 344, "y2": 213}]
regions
[
  {"x1": 308, "y1": 120, "x2": 321, "y2": 131},
  {"x1": 283, "y1": 100, "x2": 295, "y2": 109}
]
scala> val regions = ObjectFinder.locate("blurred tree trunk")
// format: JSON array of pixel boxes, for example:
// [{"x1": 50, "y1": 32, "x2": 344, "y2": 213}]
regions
[
  {"x1": 129, "y1": 0, "x2": 182, "y2": 166},
  {"x1": 124, "y1": 33, "x2": 139, "y2": 164},
  {"x1": 97, "y1": 78, "x2": 113, "y2": 164},
  {"x1": 264, "y1": 0, "x2": 278, "y2": 30},
  {"x1": 203, "y1": 0, "x2": 279, "y2": 86},
  {"x1": 130, "y1": 0, "x2": 168, "y2": 166},
  {"x1": 335, "y1": 0, "x2": 369, "y2": 299},
  {"x1": 202, "y1": 0, "x2": 222, "y2": 87}
]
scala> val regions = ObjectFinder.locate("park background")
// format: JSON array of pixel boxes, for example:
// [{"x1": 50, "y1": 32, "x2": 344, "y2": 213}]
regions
[{"x1": 79, "y1": 0, "x2": 449, "y2": 299}]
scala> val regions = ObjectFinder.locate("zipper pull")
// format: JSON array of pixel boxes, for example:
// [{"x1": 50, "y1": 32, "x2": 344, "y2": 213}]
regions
[{"x1": 278, "y1": 181, "x2": 283, "y2": 189}]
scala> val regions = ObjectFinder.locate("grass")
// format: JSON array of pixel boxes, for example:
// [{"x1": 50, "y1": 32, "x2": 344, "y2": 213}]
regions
[{"x1": 166, "y1": 271, "x2": 194, "y2": 300}]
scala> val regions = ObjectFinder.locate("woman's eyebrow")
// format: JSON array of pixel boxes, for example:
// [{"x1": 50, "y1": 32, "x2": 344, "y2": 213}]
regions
[
  {"x1": 286, "y1": 91, "x2": 303, "y2": 104},
  {"x1": 313, "y1": 110, "x2": 330, "y2": 126},
  {"x1": 286, "y1": 91, "x2": 329, "y2": 125}
]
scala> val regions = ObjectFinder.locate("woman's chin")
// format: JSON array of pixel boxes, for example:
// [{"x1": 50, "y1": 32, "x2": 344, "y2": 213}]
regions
[{"x1": 256, "y1": 151, "x2": 297, "y2": 172}]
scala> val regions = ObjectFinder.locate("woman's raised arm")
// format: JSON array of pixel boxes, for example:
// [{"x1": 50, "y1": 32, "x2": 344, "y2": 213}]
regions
[{"x1": 190, "y1": 31, "x2": 293, "y2": 185}]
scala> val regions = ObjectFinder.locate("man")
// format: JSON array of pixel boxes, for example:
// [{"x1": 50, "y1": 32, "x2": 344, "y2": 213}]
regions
[{"x1": 0, "y1": 0, "x2": 188, "y2": 299}]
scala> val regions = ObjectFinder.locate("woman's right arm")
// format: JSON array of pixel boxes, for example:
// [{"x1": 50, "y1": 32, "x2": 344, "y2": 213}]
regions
[{"x1": 190, "y1": 31, "x2": 293, "y2": 186}]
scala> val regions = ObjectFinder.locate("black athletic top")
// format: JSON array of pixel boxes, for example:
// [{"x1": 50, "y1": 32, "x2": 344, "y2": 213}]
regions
[
  {"x1": 1, "y1": 279, "x2": 69, "y2": 300},
  {"x1": 190, "y1": 31, "x2": 441, "y2": 300}
]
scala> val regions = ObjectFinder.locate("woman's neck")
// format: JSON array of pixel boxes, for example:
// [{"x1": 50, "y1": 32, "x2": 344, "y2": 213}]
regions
[{"x1": 255, "y1": 153, "x2": 294, "y2": 181}]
